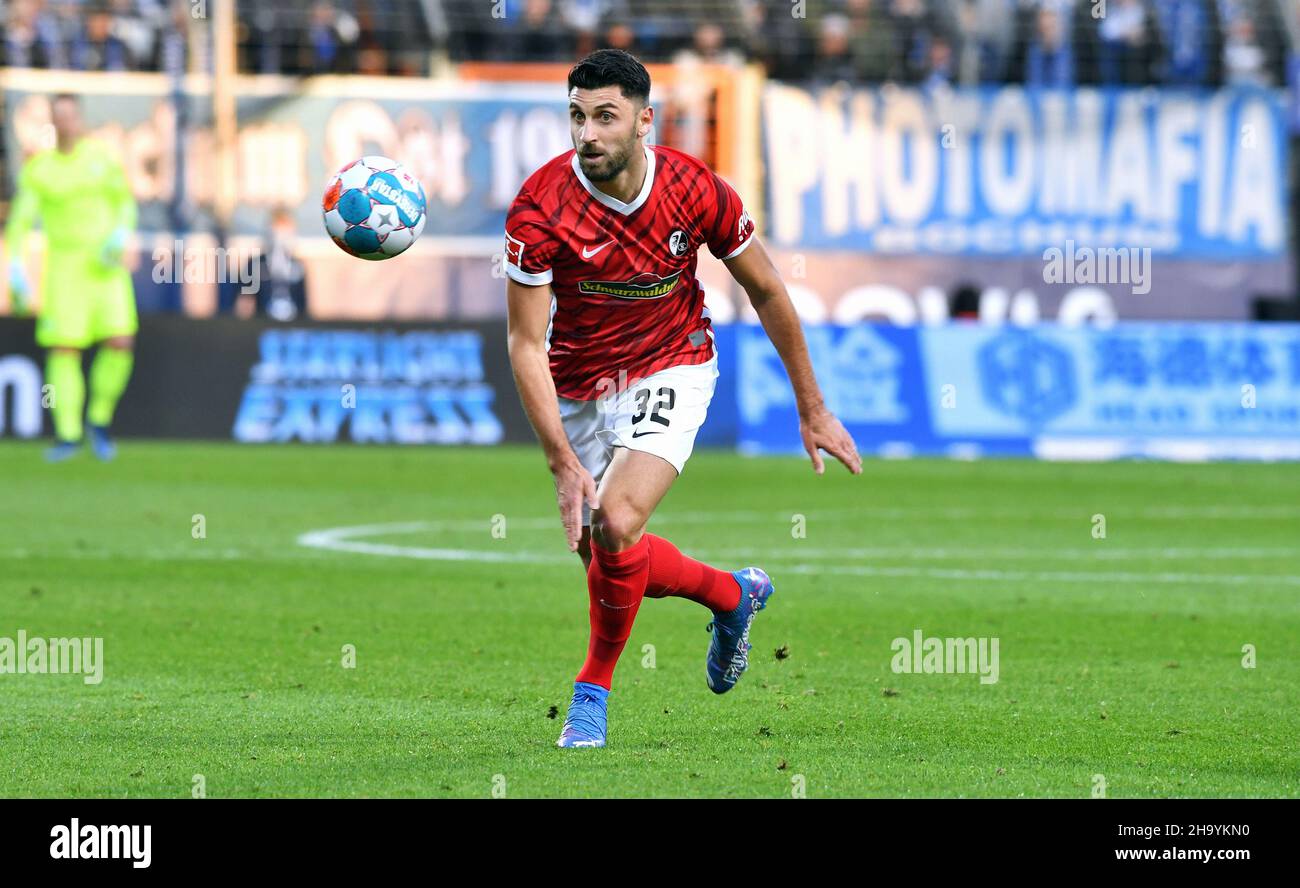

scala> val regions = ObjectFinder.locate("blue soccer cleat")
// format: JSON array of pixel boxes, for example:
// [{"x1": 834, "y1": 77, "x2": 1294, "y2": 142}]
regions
[
  {"x1": 556, "y1": 681, "x2": 609, "y2": 748},
  {"x1": 44, "y1": 440, "x2": 80, "y2": 463},
  {"x1": 88, "y1": 424, "x2": 117, "y2": 461},
  {"x1": 706, "y1": 567, "x2": 776, "y2": 694}
]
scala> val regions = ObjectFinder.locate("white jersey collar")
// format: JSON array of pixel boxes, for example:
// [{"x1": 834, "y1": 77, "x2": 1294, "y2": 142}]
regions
[{"x1": 570, "y1": 144, "x2": 655, "y2": 216}]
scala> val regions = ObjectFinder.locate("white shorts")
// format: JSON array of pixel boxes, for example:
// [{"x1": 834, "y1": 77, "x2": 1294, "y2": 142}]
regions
[{"x1": 559, "y1": 354, "x2": 719, "y2": 525}]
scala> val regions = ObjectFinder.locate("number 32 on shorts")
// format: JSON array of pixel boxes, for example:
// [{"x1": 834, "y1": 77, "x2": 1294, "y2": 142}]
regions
[{"x1": 631, "y1": 386, "x2": 675, "y2": 435}]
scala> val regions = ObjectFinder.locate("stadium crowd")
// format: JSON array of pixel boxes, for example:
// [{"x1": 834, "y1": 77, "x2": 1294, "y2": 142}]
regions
[
  {"x1": 1, "y1": 0, "x2": 185, "y2": 71},
  {"x1": 451, "y1": 0, "x2": 1291, "y2": 87},
  {"x1": 0, "y1": 0, "x2": 1291, "y2": 86}
]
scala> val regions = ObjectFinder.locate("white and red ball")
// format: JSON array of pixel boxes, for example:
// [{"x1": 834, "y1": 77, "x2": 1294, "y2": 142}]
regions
[{"x1": 322, "y1": 156, "x2": 427, "y2": 260}]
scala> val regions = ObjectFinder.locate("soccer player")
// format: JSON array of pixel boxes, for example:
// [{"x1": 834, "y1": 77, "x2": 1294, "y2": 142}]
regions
[
  {"x1": 5, "y1": 92, "x2": 137, "y2": 462},
  {"x1": 505, "y1": 50, "x2": 862, "y2": 748}
]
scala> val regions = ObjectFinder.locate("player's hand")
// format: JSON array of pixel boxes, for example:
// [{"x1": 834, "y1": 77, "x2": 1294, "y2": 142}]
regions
[
  {"x1": 551, "y1": 456, "x2": 600, "y2": 552},
  {"x1": 100, "y1": 228, "x2": 127, "y2": 268},
  {"x1": 800, "y1": 404, "x2": 862, "y2": 475},
  {"x1": 7, "y1": 261, "x2": 30, "y2": 315}
]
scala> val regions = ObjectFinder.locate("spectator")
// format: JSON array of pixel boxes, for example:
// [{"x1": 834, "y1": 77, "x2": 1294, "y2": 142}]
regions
[
  {"x1": 1096, "y1": 0, "x2": 1164, "y2": 85},
  {"x1": 560, "y1": 0, "x2": 630, "y2": 60},
  {"x1": 810, "y1": 13, "x2": 860, "y2": 83},
  {"x1": 922, "y1": 34, "x2": 956, "y2": 88},
  {"x1": 741, "y1": 0, "x2": 809, "y2": 82},
  {"x1": 603, "y1": 20, "x2": 638, "y2": 54},
  {"x1": 1154, "y1": 0, "x2": 1214, "y2": 85},
  {"x1": 0, "y1": 0, "x2": 1285, "y2": 87},
  {"x1": 501, "y1": 0, "x2": 575, "y2": 63},
  {"x1": 154, "y1": 0, "x2": 194, "y2": 76},
  {"x1": 1247, "y1": 0, "x2": 1288, "y2": 84},
  {"x1": 356, "y1": 44, "x2": 388, "y2": 75},
  {"x1": 673, "y1": 22, "x2": 746, "y2": 68},
  {"x1": 303, "y1": 0, "x2": 361, "y2": 74},
  {"x1": 243, "y1": 5, "x2": 283, "y2": 74},
  {"x1": 248, "y1": 207, "x2": 310, "y2": 322},
  {"x1": 891, "y1": 0, "x2": 943, "y2": 83},
  {"x1": 1069, "y1": 0, "x2": 1107, "y2": 82},
  {"x1": 107, "y1": 0, "x2": 158, "y2": 69},
  {"x1": 1025, "y1": 5, "x2": 1074, "y2": 87},
  {"x1": 953, "y1": 0, "x2": 1018, "y2": 84},
  {"x1": 358, "y1": 0, "x2": 433, "y2": 75},
  {"x1": 83, "y1": 2, "x2": 132, "y2": 71},
  {"x1": 1223, "y1": 13, "x2": 1270, "y2": 83},
  {"x1": 47, "y1": 0, "x2": 89, "y2": 70},
  {"x1": 844, "y1": 0, "x2": 901, "y2": 83},
  {"x1": 3, "y1": 0, "x2": 58, "y2": 69}
]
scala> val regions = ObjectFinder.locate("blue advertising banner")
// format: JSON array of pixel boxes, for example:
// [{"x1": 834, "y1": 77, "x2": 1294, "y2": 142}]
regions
[
  {"x1": 0, "y1": 317, "x2": 533, "y2": 444},
  {"x1": 233, "y1": 327, "x2": 510, "y2": 445},
  {"x1": 1, "y1": 71, "x2": 571, "y2": 242},
  {"x1": 5, "y1": 315, "x2": 1297, "y2": 461},
  {"x1": 735, "y1": 323, "x2": 1300, "y2": 461},
  {"x1": 734, "y1": 323, "x2": 939, "y2": 455},
  {"x1": 763, "y1": 85, "x2": 1288, "y2": 259}
]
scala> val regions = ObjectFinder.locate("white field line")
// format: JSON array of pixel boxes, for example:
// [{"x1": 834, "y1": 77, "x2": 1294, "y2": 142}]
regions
[
  {"x1": 1, "y1": 547, "x2": 253, "y2": 561},
  {"x1": 297, "y1": 522, "x2": 571, "y2": 565},
  {"x1": 651, "y1": 505, "x2": 1300, "y2": 522},
  {"x1": 697, "y1": 546, "x2": 1300, "y2": 561},
  {"x1": 293, "y1": 521, "x2": 1300, "y2": 588},
  {"x1": 777, "y1": 563, "x2": 1300, "y2": 588}
]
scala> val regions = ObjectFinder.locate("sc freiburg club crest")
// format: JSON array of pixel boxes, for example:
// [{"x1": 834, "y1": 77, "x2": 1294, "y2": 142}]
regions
[{"x1": 579, "y1": 270, "x2": 683, "y2": 300}]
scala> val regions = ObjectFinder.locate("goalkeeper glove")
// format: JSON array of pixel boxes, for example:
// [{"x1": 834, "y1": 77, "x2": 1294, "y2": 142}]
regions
[
  {"x1": 101, "y1": 228, "x2": 127, "y2": 267},
  {"x1": 8, "y1": 260, "x2": 29, "y2": 315}
]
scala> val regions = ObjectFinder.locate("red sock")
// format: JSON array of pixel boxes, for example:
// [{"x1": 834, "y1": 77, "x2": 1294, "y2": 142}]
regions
[
  {"x1": 575, "y1": 535, "x2": 651, "y2": 690},
  {"x1": 642, "y1": 533, "x2": 742, "y2": 613}
]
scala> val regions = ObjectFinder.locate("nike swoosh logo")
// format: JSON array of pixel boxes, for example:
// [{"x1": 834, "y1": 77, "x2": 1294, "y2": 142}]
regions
[
  {"x1": 599, "y1": 598, "x2": 635, "y2": 610},
  {"x1": 581, "y1": 240, "x2": 615, "y2": 259},
  {"x1": 631, "y1": 429, "x2": 663, "y2": 438}
]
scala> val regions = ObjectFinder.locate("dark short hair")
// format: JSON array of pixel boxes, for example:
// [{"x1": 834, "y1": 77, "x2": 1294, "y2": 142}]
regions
[
  {"x1": 567, "y1": 49, "x2": 650, "y2": 105},
  {"x1": 51, "y1": 92, "x2": 79, "y2": 108}
]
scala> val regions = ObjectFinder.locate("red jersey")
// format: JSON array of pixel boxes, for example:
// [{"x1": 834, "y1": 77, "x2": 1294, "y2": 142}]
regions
[{"x1": 504, "y1": 144, "x2": 755, "y2": 400}]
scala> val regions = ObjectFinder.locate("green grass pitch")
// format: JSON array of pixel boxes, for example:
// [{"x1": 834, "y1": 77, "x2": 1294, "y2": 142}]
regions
[{"x1": 1, "y1": 441, "x2": 1297, "y2": 798}]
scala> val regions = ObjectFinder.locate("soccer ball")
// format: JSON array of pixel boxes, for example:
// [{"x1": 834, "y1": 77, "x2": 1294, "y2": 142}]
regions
[{"x1": 322, "y1": 156, "x2": 427, "y2": 260}]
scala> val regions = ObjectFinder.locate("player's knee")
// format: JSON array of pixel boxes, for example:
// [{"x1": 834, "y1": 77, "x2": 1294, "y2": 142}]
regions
[
  {"x1": 590, "y1": 507, "x2": 643, "y2": 552},
  {"x1": 103, "y1": 336, "x2": 134, "y2": 351}
]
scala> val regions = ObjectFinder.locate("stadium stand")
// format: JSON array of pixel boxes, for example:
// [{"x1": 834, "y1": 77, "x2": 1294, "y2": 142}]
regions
[{"x1": 0, "y1": 0, "x2": 1291, "y2": 87}]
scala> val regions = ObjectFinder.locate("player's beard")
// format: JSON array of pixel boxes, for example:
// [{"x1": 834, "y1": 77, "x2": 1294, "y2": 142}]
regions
[{"x1": 577, "y1": 133, "x2": 636, "y2": 183}]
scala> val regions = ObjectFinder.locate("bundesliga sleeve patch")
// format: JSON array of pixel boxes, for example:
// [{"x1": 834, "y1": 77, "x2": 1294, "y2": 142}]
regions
[{"x1": 504, "y1": 232, "x2": 525, "y2": 269}]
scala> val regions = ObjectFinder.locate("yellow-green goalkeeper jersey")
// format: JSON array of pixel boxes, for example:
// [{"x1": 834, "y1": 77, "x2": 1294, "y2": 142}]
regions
[{"x1": 4, "y1": 138, "x2": 137, "y2": 255}]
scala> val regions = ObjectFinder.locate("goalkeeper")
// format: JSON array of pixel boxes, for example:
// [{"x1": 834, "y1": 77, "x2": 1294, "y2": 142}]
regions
[{"x1": 5, "y1": 93, "x2": 137, "y2": 461}]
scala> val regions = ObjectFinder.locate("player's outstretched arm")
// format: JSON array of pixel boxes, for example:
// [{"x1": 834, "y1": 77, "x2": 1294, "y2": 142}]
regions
[
  {"x1": 506, "y1": 277, "x2": 600, "y2": 550},
  {"x1": 102, "y1": 151, "x2": 137, "y2": 267},
  {"x1": 724, "y1": 236, "x2": 862, "y2": 475},
  {"x1": 4, "y1": 163, "x2": 38, "y2": 314}
]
